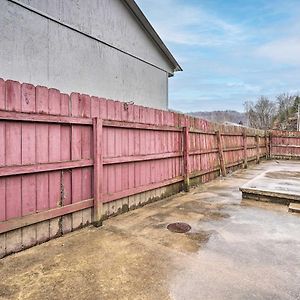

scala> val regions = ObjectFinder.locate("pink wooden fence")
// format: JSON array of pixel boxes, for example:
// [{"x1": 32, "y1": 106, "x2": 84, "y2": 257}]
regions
[
  {"x1": 270, "y1": 130, "x2": 300, "y2": 158},
  {"x1": 0, "y1": 78, "x2": 268, "y2": 255}
]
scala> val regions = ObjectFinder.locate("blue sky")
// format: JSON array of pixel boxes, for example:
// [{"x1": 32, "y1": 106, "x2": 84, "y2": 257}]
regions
[{"x1": 136, "y1": 0, "x2": 300, "y2": 112}]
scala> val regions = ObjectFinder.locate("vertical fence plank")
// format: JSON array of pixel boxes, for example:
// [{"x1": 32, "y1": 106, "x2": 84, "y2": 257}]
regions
[
  {"x1": 0, "y1": 177, "x2": 5, "y2": 222},
  {"x1": 21, "y1": 83, "x2": 37, "y2": 248},
  {"x1": 48, "y1": 89, "x2": 62, "y2": 238},
  {"x1": 183, "y1": 125, "x2": 190, "y2": 191},
  {"x1": 255, "y1": 134, "x2": 260, "y2": 163},
  {"x1": 128, "y1": 106, "x2": 135, "y2": 207},
  {"x1": 216, "y1": 131, "x2": 226, "y2": 177},
  {"x1": 115, "y1": 102, "x2": 123, "y2": 193},
  {"x1": 0, "y1": 79, "x2": 5, "y2": 110},
  {"x1": 6, "y1": 80, "x2": 21, "y2": 112},
  {"x1": 5, "y1": 80, "x2": 22, "y2": 254},
  {"x1": 21, "y1": 83, "x2": 36, "y2": 213},
  {"x1": 264, "y1": 131, "x2": 268, "y2": 158},
  {"x1": 71, "y1": 93, "x2": 83, "y2": 229},
  {"x1": 93, "y1": 118, "x2": 103, "y2": 226},
  {"x1": 268, "y1": 131, "x2": 272, "y2": 158},
  {"x1": 243, "y1": 129, "x2": 248, "y2": 168},
  {"x1": 81, "y1": 95, "x2": 92, "y2": 225},
  {"x1": 0, "y1": 86, "x2": 5, "y2": 234},
  {"x1": 61, "y1": 93, "x2": 72, "y2": 233},
  {"x1": 36, "y1": 86, "x2": 50, "y2": 243}
]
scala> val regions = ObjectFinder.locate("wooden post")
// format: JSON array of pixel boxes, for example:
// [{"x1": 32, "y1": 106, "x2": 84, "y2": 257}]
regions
[
  {"x1": 216, "y1": 131, "x2": 226, "y2": 177},
  {"x1": 268, "y1": 131, "x2": 272, "y2": 159},
  {"x1": 183, "y1": 125, "x2": 190, "y2": 192},
  {"x1": 265, "y1": 130, "x2": 269, "y2": 159},
  {"x1": 243, "y1": 129, "x2": 248, "y2": 168},
  {"x1": 255, "y1": 134, "x2": 260, "y2": 163},
  {"x1": 93, "y1": 117, "x2": 103, "y2": 226}
]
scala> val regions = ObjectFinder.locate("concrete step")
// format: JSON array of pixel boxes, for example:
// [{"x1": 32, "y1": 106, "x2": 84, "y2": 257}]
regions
[{"x1": 288, "y1": 203, "x2": 300, "y2": 213}]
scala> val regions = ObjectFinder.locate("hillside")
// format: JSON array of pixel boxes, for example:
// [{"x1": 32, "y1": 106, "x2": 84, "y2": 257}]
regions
[{"x1": 189, "y1": 110, "x2": 247, "y2": 125}]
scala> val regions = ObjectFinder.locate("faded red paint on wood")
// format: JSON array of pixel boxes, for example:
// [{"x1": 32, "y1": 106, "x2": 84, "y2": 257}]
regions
[
  {"x1": 0, "y1": 199, "x2": 93, "y2": 234},
  {"x1": 0, "y1": 179, "x2": 5, "y2": 221},
  {"x1": 216, "y1": 131, "x2": 226, "y2": 177},
  {"x1": 5, "y1": 81, "x2": 22, "y2": 224},
  {"x1": 71, "y1": 94, "x2": 83, "y2": 206},
  {"x1": 183, "y1": 124, "x2": 190, "y2": 191},
  {"x1": 270, "y1": 130, "x2": 300, "y2": 158},
  {"x1": 36, "y1": 86, "x2": 49, "y2": 214},
  {"x1": 243, "y1": 129, "x2": 248, "y2": 168},
  {"x1": 0, "y1": 78, "x2": 271, "y2": 238},
  {"x1": 255, "y1": 134, "x2": 260, "y2": 163},
  {"x1": 0, "y1": 79, "x2": 5, "y2": 110},
  {"x1": 6, "y1": 80, "x2": 21, "y2": 112},
  {"x1": 81, "y1": 95, "x2": 92, "y2": 204},
  {"x1": 93, "y1": 118, "x2": 103, "y2": 223},
  {"x1": 21, "y1": 83, "x2": 36, "y2": 216}
]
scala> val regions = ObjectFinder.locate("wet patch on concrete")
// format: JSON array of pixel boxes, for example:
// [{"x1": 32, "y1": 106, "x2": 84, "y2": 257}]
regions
[
  {"x1": 175, "y1": 200, "x2": 230, "y2": 221},
  {"x1": 206, "y1": 211, "x2": 230, "y2": 220},
  {"x1": 145, "y1": 212, "x2": 168, "y2": 223},
  {"x1": 185, "y1": 230, "x2": 215, "y2": 246},
  {"x1": 152, "y1": 223, "x2": 168, "y2": 229}
]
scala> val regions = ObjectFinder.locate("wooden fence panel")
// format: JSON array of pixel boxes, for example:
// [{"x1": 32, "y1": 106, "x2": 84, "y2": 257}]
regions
[
  {"x1": 270, "y1": 130, "x2": 300, "y2": 158},
  {"x1": 0, "y1": 78, "x2": 271, "y2": 250}
]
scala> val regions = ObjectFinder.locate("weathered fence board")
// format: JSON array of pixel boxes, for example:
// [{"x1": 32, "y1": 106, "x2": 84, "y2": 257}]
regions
[{"x1": 270, "y1": 130, "x2": 300, "y2": 158}]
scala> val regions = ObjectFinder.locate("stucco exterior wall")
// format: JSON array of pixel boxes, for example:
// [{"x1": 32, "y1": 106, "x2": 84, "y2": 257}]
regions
[{"x1": 0, "y1": 0, "x2": 171, "y2": 109}]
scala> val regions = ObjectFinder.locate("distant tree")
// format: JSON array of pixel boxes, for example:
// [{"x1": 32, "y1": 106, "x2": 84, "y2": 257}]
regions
[
  {"x1": 276, "y1": 93, "x2": 295, "y2": 123},
  {"x1": 273, "y1": 93, "x2": 300, "y2": 130},
  {"x1": 244, "y1": 96, "x2": 276, "y2": 129},
  {"x1": 292, "y1": 95, "x2": 300, "y2": 114}
]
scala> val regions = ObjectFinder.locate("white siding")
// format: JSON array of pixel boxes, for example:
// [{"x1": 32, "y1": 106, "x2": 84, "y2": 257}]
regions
[{"x1": 0, "y1": 0, "x2": 171, "y2": 109}]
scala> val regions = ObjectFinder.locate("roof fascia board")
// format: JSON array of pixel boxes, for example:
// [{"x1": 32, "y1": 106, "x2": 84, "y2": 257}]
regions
[{"x1": 122, "y1": 0, "x2": 183, "y2": 72}]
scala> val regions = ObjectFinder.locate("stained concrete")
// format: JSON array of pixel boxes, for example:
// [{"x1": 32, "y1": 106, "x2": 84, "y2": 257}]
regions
[{"x1": 1, "y1": 160, "x2": 300, "y2": 300}]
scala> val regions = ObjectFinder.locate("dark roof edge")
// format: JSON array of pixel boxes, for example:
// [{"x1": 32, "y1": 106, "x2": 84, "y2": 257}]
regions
[{"x1": 122, "y1": 0, "x2": 183, "y2": 72}]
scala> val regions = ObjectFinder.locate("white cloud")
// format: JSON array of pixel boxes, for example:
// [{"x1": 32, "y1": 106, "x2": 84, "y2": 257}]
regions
[
  {"x1": 256, "y1": 37, "x2": 300, "y2": 65},
  {"x1": 226, "y1": 82, "x2": 261, "y2": 93},
  {"x1": 136, "y1": 0, "x2": 243, "y2": 47}
]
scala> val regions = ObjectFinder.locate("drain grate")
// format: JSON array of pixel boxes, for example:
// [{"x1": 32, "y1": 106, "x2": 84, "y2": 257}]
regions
[{"x1": 167, "y1": 222, "x2": 191, "y2": 233}]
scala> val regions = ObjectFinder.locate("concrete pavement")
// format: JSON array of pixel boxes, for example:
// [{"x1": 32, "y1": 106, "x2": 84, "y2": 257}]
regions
[{"x1": 1, "y1": 160, "x2": 300, "y2": 300}]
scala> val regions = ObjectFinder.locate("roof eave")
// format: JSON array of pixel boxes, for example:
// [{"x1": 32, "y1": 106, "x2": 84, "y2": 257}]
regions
[{"x1": 122, "y1": 0, "x2": 183, "y2": 73}]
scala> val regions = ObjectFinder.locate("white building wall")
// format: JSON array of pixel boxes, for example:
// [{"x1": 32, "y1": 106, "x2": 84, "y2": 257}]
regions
[{"x1": 0, "y1": 0, "x2": 172, "y2": 109}]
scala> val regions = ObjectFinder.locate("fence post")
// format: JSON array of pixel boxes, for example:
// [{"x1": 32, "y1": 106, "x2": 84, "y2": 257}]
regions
[
  {"x1": 93, "y1": 117, "x2": 103, "y2": 226},
  {"x1": 269, "y1": 131, "x2": 272, "y2": 159},
  {"x1": 255, "y1": 134, "x2": 260, "y2": 163},
  {"x1": 265, "y1": 130, "x2": 269, "y2": 159},
  {"x1": 243, "y1": 129, "x2": 248, "y2": 168},
  {"x1": 183, "y1": 125, "x2": 190, "y2": 192},
  {"x1": 216, "y1": 130, "x2": 226, "y2": 177}
]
